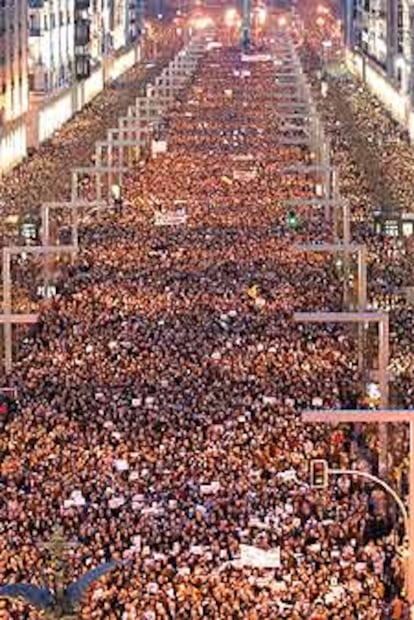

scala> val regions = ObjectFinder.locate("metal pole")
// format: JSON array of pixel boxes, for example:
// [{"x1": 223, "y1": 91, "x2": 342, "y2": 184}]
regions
[
  {"x1": 343, "y1": 199, "x2": 351, "y2": 244},
  {"x1": 41, "y1": 205, "x2": 52, "y2": 288},
  {"x1": 329, "y1": 468, "x2": 409, "y2": 536},
  {"x1": 108, "y1": 139, "x2": 113, "y2": 199},
  {"x1": 71, "y1": 171, "x2": 78, "y2": 203},
  {"x1": 95, "y1": 144, "x2": 103, "y2": 201},
  {"x1": 357, "y1": 245, "x2": 368, "y2": 376},
  {"x1": 378, "y1": 315, "x2": 390, "y2": 476},
  {"x1": 357, "y1": 246, "x2": 367, "y2": 311},
  {"x1": 409, "y1": 421, "x2": 414, "y2": 615},
  {"x1": 342, "y1": 198, "x2": 351, "y2": 308},
  {"x1": 72, "y1": 204, "x2": 79, "y2": 250},
  {"x1": 2, "y1": 249, "x2": 12, "y2": 374},
  {"x1": 242, "y1": 0, "x2": 250, "y2": 49},
  {"x1": 41, "y1": 205, "x2": 50, "y2": 246}
]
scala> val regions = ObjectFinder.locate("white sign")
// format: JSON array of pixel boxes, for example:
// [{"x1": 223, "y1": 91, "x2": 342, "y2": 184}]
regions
[
  {"x1": 151, "y1": 140, "x2": 168, "y2": 156},
  {"x1": 233, "y1": 169, "x2": 257, "y2": 182},
  {"x1": 239, "y1": 544, "x2": 281, "y2": 568},
  {"x1": 114, "y1": 458, "x2": 129, "y2": 472},
  {"x1": 207, "y1": 41, "x2": 222, "y2": 50},
  {"x1": 37, "y1": 285, "x2": 57, "y2": 299},
  {"x1": 200, "y1": 481, "x2": 220, "y2": 494},
  {"x1": 154, "y1": 209, "x2": 187, "y2": 227},
  {"x1": 241, "y1": 53, "x2": 272, "y2": 63}
]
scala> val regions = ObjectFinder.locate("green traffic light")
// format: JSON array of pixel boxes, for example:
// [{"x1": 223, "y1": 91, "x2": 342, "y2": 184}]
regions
[{"x1": 288, "y1": 210, "x2": 297, "y2": 229}]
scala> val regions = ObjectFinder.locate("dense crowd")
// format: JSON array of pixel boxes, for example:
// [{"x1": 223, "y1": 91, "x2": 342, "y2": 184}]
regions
[
  {"x1": 0, "y1": 20, "x2": 181, "y2": 235},
  {"x1": 0, "y1": 18, "x2": 413, "y2": 620},
  {"x1": 299, "y1": 28, "x2": 414, "y2": 490}
]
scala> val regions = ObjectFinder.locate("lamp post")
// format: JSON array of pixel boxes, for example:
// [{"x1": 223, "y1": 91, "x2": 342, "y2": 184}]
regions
[
  {"x1": 282, "y1": 164, "x2": 338, "y2": 207},
  {"x1": 284, "y1": 197, "x2": 348, "y2": 239},
  {"x1": 241, "y1": 0, "x2": 250, "y2": 50},
  {"x1": 294, "y1": 311, "x2": 390, "y2": 473},
  {"x1": 41, "y1": 201, "x2": 107, "y2": 249},
  {"x1": 71, "y1": 166, "x2": 129, "y2": 203},
  {"x1": 0, "y1": 314, "x2": 38, "y2": 375},
  {"x1": 2, "y1": 245, "x2": 76, "y2": 372},
  {"x1": 294, "y1": 243, "x2": 367, "y2": 311},
  {"x1": 303, "y1": 409, "x2": 414, "y2": 618}
]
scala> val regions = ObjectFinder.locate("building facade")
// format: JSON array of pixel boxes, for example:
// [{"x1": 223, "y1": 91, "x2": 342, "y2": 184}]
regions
[
  {"x1": 345, "y1": 0, "x2": 414, "y2": 100},
  {"x1": 0, "y1": 0, "x2": 144, "y2": 174},
  {"x1": 27, "y1": 0, "x2": 144, "y2": 90},
  {"x1": 28, "y1": 0, "x2": 75, "y2": 92},
  {"x1": 0, "y1": 0, "x2": 29, "y2": 124}
]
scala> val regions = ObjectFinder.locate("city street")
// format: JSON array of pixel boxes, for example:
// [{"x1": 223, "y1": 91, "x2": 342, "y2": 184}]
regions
[
  {"x1": 0, "y1": 21, "x2": 181, "y2": 225},
  {"x1": 0, "y1": 7, "x2": 414, "y2": 620}
]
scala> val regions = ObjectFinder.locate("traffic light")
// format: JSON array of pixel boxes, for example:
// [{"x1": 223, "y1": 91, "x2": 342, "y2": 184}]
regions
[
  {"x1": 310, "y1": 459, "x2": 329, "y2": 488},
  {"x1": 287, "y1": 210, "x2": 297, "y2": 229}
]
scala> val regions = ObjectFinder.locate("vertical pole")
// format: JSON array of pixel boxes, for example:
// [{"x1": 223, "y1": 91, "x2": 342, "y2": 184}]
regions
[
  {"x1": 41, "y1": 205, "x2": 50, "y2": 246},
  {"x1": 72, "y1": 202, "x2": 79, "y2": 251},
  {"x1": 378, "y1": 315, "x2": 390, "y2": 476},
  {"x1": 342, "y1": 199, "x2": 351, "y2": 309},
  {"x1": 357, "y1": 246, "x2": 367, "y2": 311},
  {"x1": 118, "y1": 137, "x2": 124, "y2": 172},
  {"x1": 3, "y1": 249, "x2": 12, "y2": 374},
  {"x1": 242, "y1": 0, "x2": 250, "y2": 50},
  {"x1": 108, "y1": 139, "x2": 113, "y2": 200},
  {"x1": 95, "y1": 145, "x2": 102, "y2": 201},
  {"x1": 324, "y1": 199, "x2": 331, "y2": 224},
  {"x1": 332, "y1": 169, "x2": 340, "y2": 240},
  {"x1": 408, "y1": 421, "x2": 414, "y2": 617},
  {"x1": 343, "y1": 198, "x2": 351, "y2": 244},
  {"x1": 3, "y1": 249, "x2": 12, "y2": 313},
  {"x1": 357, "y1": 246, "x2": 367, "y2": 376},
  {"x1": 333, "y1": 198, "x2": 339, "y2": 241},
  {"x1": 71, "y1": 172, "x2": 78, "y2": 203},
  {"x1": 42, "y1": 205, "x2": 52, "y2": 291}
]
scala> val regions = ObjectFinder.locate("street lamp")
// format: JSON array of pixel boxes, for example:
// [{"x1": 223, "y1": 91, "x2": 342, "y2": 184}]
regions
[
  {"x1": 304, "y1": 411, "x2": 414, "y2": 618},
  {"x1": 224, "y1": 7, "x2": 238, "y2": 28},
  {"x1": 294, "y1": 311, "x2": 390, "y2": 474}
]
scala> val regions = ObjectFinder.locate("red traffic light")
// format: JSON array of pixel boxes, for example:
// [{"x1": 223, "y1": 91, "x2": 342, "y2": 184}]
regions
[{"x1": 310, "y1": 459, "x2": 328, "y2": 488}]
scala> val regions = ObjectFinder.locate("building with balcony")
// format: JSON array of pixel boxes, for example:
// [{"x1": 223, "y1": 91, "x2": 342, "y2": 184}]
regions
[
  {"x1": 0, "y1": 0, "x2": 29, "y2": 124},
  {"x1": 345, "y1": 0, "x2": 414, "y2": 99},
  {"x1": 0, "y1": 0, "x2": 144, "y2": 174},
  {"x1": 0, "y1": 0, "x2": 29, "y2": 173},
  {"x1": 76, "y1": 0, "x2": 144, "y2": 79},
  {"x1": 28, "y1": 0, "x2": 75, "y2": 92}
]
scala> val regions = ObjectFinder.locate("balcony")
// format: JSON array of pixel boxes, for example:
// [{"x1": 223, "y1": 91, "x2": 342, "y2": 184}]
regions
[
  {"x1": 28, "y1": 0, "x2": 45, "y2": 8},
  {"x1": 29, "y1": 26, "x2": 41, "y2": 36},
  {"x1": 75, "y1": 21, "x2": 90, "y2": 46},
  {"x1": 75, "y1": 54, "x2": 90, "y2": 79},
  {"x1": 75, "y1": 0, "x2": 90, "y2": 10}
]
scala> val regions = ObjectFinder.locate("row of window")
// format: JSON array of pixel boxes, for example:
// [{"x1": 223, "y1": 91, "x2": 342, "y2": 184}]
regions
[
  {"x1": 0, "y1": 72, "x2": 25, "y2": 95},
  {"x1": 29, "y1": 10, "x2": 74, "y2": 32}
]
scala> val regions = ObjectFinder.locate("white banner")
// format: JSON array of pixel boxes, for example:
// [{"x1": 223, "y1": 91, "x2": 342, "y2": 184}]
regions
[
  {"x1": 151, "y1": 140, "x2": 168, "y2": 156},
  {"x1": 233, "y1": 169, "x2": 257, "y2": 182},
  {"x1": 154, "y1": 209, "x2": 187, "y2": 227},
  {"x1": 241, "y1": 53, "x2": 272, "y2": 63},
  {"x1": 240, "y1": 544, "x2": 281, "y2": 568}
]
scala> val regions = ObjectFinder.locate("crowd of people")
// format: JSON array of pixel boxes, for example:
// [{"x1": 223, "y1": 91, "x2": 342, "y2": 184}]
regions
[
  {"x1": 299, "y1": 23, "x2": 414, "y2": 490},
  {"x1": 0, "y1": 20, "x2": 181, "y2": 235},
  {"x1": 1, "y1": 13, "x2": 414, "y2": 620}
]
